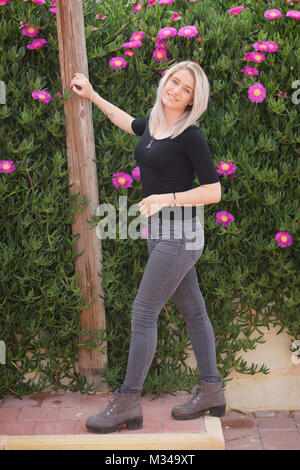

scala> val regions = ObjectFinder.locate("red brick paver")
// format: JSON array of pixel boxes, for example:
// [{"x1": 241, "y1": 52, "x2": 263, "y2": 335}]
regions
[
  {"x1": 220, "y1": 410, "x2": 300, "y2": 450},
  {"x1": 0, "y1": 390, "x2": 300, "y2": 450}
]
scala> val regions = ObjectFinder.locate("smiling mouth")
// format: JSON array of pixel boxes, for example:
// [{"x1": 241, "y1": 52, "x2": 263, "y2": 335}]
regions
[{"x1": 167, "y1": 93, "x2": 178, "y2": 102}]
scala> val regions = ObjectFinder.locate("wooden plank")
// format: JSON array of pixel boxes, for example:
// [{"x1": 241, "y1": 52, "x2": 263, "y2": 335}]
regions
[{"x1": 55, "y1": 0, "x2": 108, "y2": 390}]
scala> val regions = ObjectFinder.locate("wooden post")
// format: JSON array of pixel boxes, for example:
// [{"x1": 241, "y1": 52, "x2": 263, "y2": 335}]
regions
[{"x1": 56, "y1": 0, "x2": 108, "y2": 391}]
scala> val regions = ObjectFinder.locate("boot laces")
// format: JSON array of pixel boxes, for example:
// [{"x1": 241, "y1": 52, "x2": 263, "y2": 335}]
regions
[
  {"x1": 105, "y1": 395, "x2": 117, "y2": 415},
  {"x1": 191, "y1": 383, "x2": 204, "y2": 404}
]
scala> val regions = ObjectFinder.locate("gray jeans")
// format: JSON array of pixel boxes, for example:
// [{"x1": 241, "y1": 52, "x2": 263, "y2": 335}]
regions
[{"x1": 121, "y1": 215, "x2": 220, "y2": 393}]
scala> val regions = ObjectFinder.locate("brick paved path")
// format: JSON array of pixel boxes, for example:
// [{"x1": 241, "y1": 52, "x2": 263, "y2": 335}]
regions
[{"x1": 0, "y1": 390, "x2": 299, "y2": 450}]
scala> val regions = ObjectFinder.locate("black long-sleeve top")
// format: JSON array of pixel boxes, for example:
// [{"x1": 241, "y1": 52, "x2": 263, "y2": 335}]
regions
[{"x1": 131, "y1": 114, "x2": 220, "y2": 220}]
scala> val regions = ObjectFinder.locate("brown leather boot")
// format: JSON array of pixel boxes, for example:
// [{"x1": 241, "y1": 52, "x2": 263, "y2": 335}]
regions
[
  {"x1": 85, "y1": 390, "x2": 143, "y2": 433},
  {"x1": 171, "y1": 380, "x2": 226, "y2": 420}
]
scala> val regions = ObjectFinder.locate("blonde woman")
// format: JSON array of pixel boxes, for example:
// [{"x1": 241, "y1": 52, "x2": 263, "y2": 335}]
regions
[{"x1": 70, "y1": 61, "x2": 226, "y2": 433}]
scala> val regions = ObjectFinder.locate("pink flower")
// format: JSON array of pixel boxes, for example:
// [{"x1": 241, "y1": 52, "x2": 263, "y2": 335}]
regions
[
  {"x1": 217, "y1": 161, "x2": 237, "y2": 177},
  {"x1": 274, "y1": 231, "x2": 293, "y2": 247},
  {"x1": 196, "y1": 35, "x2": 202, "y2": 42},
  {"x1": 49, "y1": 7, "x2": 56, "y2": 14},
  {"x1": 244, "y1": 52, "x2": 265, "y2": 63},
  {"x1": 32, "y1": 0, "x2": 46, "y2": 4},
  {"x1": 172, "y1": 13, "x2": 180, "y2": 21},
  {"x1": 156, "y1": 39, "x2": 168, "y2": 49},
  {"x1": 216, "y1": 211, "x2": 235, "y2": 227},
  {"x1": 27, "y1": 38, "x2": 47, "y2": 49},
  {"x1": 266, "y1": 41, "x2": 279, "y2": 53},
  {"x1": 96, "y1": 14, "x2": 106, "y2": 19},
  {"x1": 253, "y1": 41, "x2": 270, "y2": 52},
  {"x1": 0, "y1": 160, "x2": 15, "y2": 173},
  {"x1": 228, "y1": 6, "x2": 244, "y2": 15},
  {"x1": 125, "y1": 49, "x2": 135, "y2": 57},
  {"x1": 32, "y1": 90, "x2": 52, "y2": 103},
  {"x1": 153, "y1": 47, "x2": 167, "y2": 62},
  {"x1": 22, "y1": 26, "x2": 39, "y2": 37},
  {"x1": 248, "y1": 83, "x2": 266, "y2": 103},
  {"x1": 178, "y1": 25, "x2": 198, "y2": 38},
  {"x1": 112, "y1": 172, "x2": 133, "y2": 188},
  {"x1": 279, "y1": 92, "x2": 287, "y2": 99},
  {"x1": 286, "y1": 10, "x2": 300, "y2": 20},
  {"x1": 241, "y1": 66, "x2": 259, "y2": 77},
  {"x1": 148, "y1": 0, "x2": 157, "y2": 5},
  {"x1": 158, "y1": 0, "x2": 175, "y2": 4},
  {"x1": 264, "y1": 9, "x2": 282, "y2": 20},
  {"x1": 122, "y1": 40, "x2": 143, "y2": 48},
  {"x1": 158, "y1": 27, "x2": 177, "y2": 39},
  {"x1": 141, "y1": 226, "x2": 148, "y2": 238},
  {"x1": 130, "y1": 31, "x2": 145, "y2": 41},
  {"x1": 0, "y1": 0, "x2": 11, "y2": 5},
  {"x1": 109, "y1": 57, "x2": 127, "y2": 70},
  {"x1": 133, "y1": 3, "x2": 144, "y2": 13},
  {"x1": 132, "y1": 166, "x2": 140, "y2": 180}
]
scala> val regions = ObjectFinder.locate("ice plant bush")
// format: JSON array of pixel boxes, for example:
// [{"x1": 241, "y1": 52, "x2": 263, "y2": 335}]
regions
[{"x1": 0, "y1": 0, "x2": 298, "y2": 398}]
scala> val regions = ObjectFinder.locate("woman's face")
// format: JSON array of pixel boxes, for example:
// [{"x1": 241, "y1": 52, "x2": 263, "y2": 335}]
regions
[{"x1": 161, "y1": 68, "x2": 195, "y2": 113}]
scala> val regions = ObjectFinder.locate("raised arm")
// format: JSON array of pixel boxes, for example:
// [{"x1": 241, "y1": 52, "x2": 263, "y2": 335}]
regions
[{"x1": 69, "y1": 72, "x2": 135, "y2": 135}]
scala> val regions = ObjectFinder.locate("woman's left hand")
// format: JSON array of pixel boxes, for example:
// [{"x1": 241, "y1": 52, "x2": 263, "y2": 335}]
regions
[{"x1": 138, "y1": 194, "x2": 170, "y2": 218}]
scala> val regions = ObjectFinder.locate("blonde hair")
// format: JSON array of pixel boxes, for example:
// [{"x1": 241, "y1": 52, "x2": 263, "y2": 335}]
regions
[{"x1": 149, "y1": 61, "x2": 210, "y2": 139}]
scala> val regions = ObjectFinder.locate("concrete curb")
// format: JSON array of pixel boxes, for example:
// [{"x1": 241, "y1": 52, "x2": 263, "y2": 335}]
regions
[{"x1": 1, "y1": 416, "x2": 224, "y2": 450}]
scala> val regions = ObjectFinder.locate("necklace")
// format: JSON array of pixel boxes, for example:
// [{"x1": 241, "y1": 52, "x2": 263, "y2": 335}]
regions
[
  {"x1": 146, "y1": 121, "x2": 177, "y2": 149},
  {"x1": 146, "y1": 137, "x2": 155, "y2": 149}
]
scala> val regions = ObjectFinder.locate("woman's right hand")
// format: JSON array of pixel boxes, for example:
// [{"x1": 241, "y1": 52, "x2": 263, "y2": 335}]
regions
[{"x1": 69, "y1": 72, "x2": 94, "y2": 100}]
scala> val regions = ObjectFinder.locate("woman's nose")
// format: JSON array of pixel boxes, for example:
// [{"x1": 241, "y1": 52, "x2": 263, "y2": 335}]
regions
[{"x1": 171, "y1": 85, "x2": 180, "y2": 96}]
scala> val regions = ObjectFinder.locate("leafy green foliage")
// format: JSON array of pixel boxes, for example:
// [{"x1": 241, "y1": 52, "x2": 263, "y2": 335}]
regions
[{"x1": 0, "y1": 0, "x2": 299, "y2": 398}]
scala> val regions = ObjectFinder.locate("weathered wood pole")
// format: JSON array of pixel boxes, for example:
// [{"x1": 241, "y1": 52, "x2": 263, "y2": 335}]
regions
[{"x1": 56, "y1": 0, "x2": 108, "y2": 391}]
